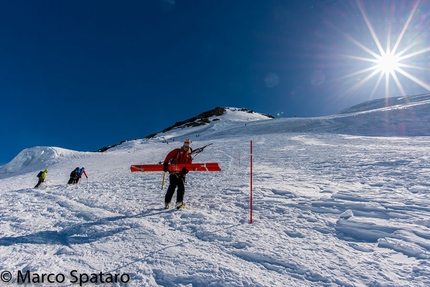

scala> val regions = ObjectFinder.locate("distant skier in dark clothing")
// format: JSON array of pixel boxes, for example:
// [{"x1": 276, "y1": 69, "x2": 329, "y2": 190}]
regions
[
  {"x1": 77, "y1": 167, "x2": 88, "y2": 183},
  {"x1": 163, "y1": 139, "x2": 193, "y2": 209},
  {"x1": 68, "y1": 167, "x2": 79, "y2": 184},
  {"x1": 35, "y1": 169, "x2": 48, "y2": 188}
]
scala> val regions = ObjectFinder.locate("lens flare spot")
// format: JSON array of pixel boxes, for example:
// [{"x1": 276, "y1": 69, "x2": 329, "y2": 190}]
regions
[
  {"x1": 264, "y1": 73, "x2": 279, "y2": 88},
  {"x1": 160, "y1": 0, "x2": 175, "y2": 11}
]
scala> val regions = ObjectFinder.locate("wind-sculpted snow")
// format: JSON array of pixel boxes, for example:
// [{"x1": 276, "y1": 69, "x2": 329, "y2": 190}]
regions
[
  {"x1": 1, "y1": 98, "x2": 430, "y2": 286},
  {"x1": 1, "y1": 132, "x2": 430, "y2": 286}
]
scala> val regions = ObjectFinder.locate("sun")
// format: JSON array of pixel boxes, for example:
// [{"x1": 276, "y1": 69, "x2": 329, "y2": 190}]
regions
[
  {"x1": 337, "y1": 0, "x2": 430, "y2": 99},
  {"x1": 375, "y1": 53, "x2": 400, "y2": 75}
]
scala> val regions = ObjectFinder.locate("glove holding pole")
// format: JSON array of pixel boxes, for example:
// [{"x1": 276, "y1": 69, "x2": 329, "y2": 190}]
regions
[{"x1": 181, "y1": 167, "x2": 188, "y2": 177}]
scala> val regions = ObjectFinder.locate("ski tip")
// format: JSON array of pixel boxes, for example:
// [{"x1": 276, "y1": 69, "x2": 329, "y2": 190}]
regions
[{"x1": 130, "y1": 165, "x2": 145, "y2": 172}]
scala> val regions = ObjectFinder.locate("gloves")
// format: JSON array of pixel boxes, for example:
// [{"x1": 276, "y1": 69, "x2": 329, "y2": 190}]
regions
[
  {"x1": 181, "y1": 167, "x2": 189, "y2": 176},
  {"x1": 163, "y1": 162, "x2": 169, "y2": 172}
]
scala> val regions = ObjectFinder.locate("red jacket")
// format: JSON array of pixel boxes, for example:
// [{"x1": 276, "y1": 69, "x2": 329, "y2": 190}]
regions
[{"x1": 164, "y1": 147, "x2": 193, "y2": 165}]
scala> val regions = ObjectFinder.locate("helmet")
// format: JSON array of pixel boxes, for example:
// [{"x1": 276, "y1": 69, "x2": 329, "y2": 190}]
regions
[
  {"x1": 81, "y1": 167, "x2": 85, "y2": 170},
  {"x1": 44, "y1": 168, "x2": 48, "y2": 172},
  {"x1": 183, "y1": 139, "x2": 191, "y2": 147}
]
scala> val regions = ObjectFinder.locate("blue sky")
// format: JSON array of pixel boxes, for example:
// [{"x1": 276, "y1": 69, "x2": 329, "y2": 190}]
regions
[{"x1": 1, "y1": 0, "x2": 430, "y2": 165}]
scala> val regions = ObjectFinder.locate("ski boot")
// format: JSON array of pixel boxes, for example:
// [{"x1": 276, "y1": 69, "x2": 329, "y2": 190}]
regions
[{"x1": 176, "y1": 202, "x2": 185, "y2": 209}]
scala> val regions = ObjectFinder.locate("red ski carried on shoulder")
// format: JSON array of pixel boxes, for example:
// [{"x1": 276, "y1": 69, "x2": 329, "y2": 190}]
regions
[{"x1": 130, "y1": 162, "x2": 221, "y2": 172}]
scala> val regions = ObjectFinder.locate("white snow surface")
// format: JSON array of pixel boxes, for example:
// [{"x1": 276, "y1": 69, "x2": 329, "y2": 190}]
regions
[{"x1": 1, "y1": 98, "x2": 430, "y2": 286}]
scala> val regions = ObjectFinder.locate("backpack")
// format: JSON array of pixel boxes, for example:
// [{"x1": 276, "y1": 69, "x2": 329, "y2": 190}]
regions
[
  {"x1": 70, "y1": 169, "x2": 78, "y2": 178},
  {"x1": 37, "y1": 171, "x2": 43, "y2": 178}
]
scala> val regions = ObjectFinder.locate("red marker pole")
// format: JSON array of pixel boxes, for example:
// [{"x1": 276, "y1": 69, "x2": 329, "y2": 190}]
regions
[{"x1": 250, "y1": 140, "x2": 253, "y2": 224}]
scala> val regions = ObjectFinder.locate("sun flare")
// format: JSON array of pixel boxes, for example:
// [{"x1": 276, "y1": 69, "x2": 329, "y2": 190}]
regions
[
  {"x1": 338, "y1": 0, "x2": 430, "y2": 99},
  {"x1": 375, "y1": 53, "x2": 400, "y2": 74}
]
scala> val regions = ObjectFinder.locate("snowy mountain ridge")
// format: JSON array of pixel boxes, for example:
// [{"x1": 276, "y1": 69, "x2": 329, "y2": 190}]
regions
[
  {"x1": 339, "y1": 93, "x2": 430, "y2": 114},
  {"x1": 97, "y1": 107, "x2": 274, "y2": 152},
  {"x1": 2, "y1": 96, "x2": 430, "y2": 176}
]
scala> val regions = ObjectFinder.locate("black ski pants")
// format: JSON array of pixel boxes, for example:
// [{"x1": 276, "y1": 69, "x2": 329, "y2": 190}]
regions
[
  {"x1": 165, "y1": 173, "x2": 185, "y2": 204},
  {"x1": 34, "y1": 178, "x2": 44, "y2": 188}
]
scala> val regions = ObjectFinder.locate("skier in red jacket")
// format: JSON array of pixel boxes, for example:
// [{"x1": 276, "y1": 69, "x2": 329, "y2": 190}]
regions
[{"x1": 163, "y1": 139, "x2": 193, "y2": 209}]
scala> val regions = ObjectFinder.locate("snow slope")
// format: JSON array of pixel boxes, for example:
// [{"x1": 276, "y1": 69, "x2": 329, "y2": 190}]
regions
[{"x1": 1, "y1": 97, "x2": 430, "y2": 286}]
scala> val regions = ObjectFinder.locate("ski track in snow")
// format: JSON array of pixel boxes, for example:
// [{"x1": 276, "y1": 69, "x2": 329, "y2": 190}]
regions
[{"x1": 1, "y1": 110, "x2": 430, "y2": 286}]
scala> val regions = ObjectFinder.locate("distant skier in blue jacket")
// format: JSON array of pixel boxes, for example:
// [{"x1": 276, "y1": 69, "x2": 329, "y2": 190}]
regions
[{"x1": 77, "y1": 167, "x2": 88, "y2": 183}]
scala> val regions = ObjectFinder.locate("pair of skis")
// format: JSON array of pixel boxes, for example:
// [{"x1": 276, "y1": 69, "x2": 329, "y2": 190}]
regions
[
  {"x1": 130, "y1": 162, "x2": 221, "y2": 173},
  {"x1": 130, "y1": 143, "x2": 221, "y2": 188},
  {"x1": 130, "y1": 143, "x2": 220, "y2": 172}
]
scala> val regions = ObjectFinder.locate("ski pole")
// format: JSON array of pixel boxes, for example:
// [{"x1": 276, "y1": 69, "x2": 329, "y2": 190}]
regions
[
  {"x1": 191, "y1": 143, "x2": 213, "y2": 160},
  {"x1": 161, "y1": 172, "x2": 166, "y2": 189}
]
